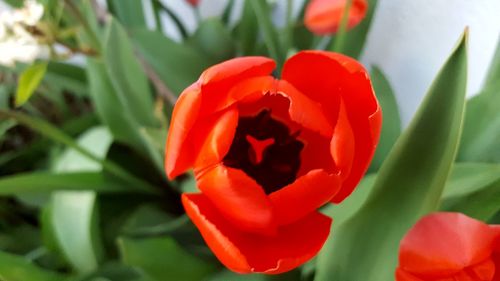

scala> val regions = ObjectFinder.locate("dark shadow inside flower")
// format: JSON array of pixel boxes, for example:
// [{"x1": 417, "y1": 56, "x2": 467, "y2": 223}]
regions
[{"x1": 223, "y1": 109, "x2": 304, "y2": 194}]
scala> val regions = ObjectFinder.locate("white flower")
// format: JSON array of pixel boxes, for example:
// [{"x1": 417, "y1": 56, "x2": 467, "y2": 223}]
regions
[{"x1": 0, "y1": 0, "x2": 45, "y2": 67}]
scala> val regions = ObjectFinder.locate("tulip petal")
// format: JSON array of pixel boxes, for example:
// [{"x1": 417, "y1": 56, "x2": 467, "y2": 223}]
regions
[
  {"x1": 399, "y1": 213, "x2": 497, "y2": 278},
  {"x1": 269, "y1": 169, "x2": 341, "y2": 225},
  {"x1": 305, "y1": 0, "x2": 368, "y2": 35},
  {"x1": 166, "y1": 58, "x2": 276, "y2": 179},
  {"x1": 200, "y1": 57, "x2": 276, "y2": 86},
  {"x1": 219, "y1": 76, "x2": 277, "y2": 113},
  {"x1": 330, "y1": 99, "x2": 355, "y2": 180},
  {"x1": 194, "y1": 108, "x2": 239, "y2": 170},
  {"x1": 165, "y1": 83, "x2": 202, "y2": 179},
  {"x1": 195, "y1": 164, "x2": 277, "y2": 235},
  {"x1": 199, "y1": 57, "x2": 276, "y2": 116},
  {"x1": 276, "y1": 80, "x2": 333, "y2": 137},
  {"x1": 182, "y1": 193, "x2": 332, "y2": 274},
  {"x1": 298, "y1": 129, "x2": 336, "y2": 176},
  {"x1": 282, "y1": 50, "x2": 381, "y2": 203},
  {"x1": 395, "y1": 268, "x2": 426, "y2": 281}
]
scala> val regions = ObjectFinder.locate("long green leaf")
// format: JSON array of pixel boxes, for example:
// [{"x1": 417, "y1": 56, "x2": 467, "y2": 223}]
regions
[
  {"x1": 106, "y1": 0, "x2": 146, "y2": 29},
  {"x1": 0, "y1": 251, "x2": 65, "y2": 281},
  {"x1": 368, "y1": 66, "x2": 401, "y2": 171},
  {"x1": 235, "y1": 0, "x2": 259, "y2": 55},
  {"x1": 251, "y1": 0, "x2": 285, "y2": 68},
  {"x1": 15, "y1": 62, "x2": 48, "y2": 107},
  {"x1": 333, "y1": 0, "x2": 379, "y2": 58},
  {"x1": 0, "y1": 172, "x2": 127, "y2": 194},
  {"x1": 482, "y1": 37, "x2": 500, "y2": 92},
  {"x1": 131, "y1": 29, "x2": 211, "y2": 95},
  {"x1": 45, "y1": 62, "x2": 88, "y2": 97},
  {"x1": 315, "y1": 30, "x2": 468, "y2": 281},
  {"x1": 118, "y1": 237, "x2": 217, "y2": 281},
  {"x1": 190, "y1": 18, "x2": 237, "y2": 63},
  {"x1": 86, "y1": 59, "x2": 143, "y2": 149},
  {"x1": 0, "y1": 110, "x2": 158, "y2": 194},
  {"x1": 51, "y1": 191, "x2": 102, "y2": 274},
  {"x1": 49, "y1": 126, "x2": 112, "y2": 273},
  {"x1": 441, "y1": 163, "x2": 500, "y2": 221},
  {"x1": 104, "y1": 18, "x2": 158, "y2": 128},
  {"x1": 458, "y1": 39, "x2": 500, "y2": 162}
]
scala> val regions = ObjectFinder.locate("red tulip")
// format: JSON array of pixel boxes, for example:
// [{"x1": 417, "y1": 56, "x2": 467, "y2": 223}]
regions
[
  {"x1": 165, "y1": 51, "x2": 381, "y2": 273},
  {"x1": 305, "y1": 0, "x2": 368, "y2": 35},
  {"x1": 186, "y1": 0, "x2": 200, "y2": 6},
  {"x1": 396, "y1": 212, "x2": 500, "y2": 281}
]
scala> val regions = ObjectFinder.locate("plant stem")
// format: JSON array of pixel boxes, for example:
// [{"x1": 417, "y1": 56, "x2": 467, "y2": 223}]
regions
[
  {"x1": 152, "y1": 0, "x2": 188, "y2": 39},
  {"x1": 329, "y1": 0, "x2": 353, "y2": 53},
  {"x1": 251, "y1": 0, "x2": 285, "y2": 69}
]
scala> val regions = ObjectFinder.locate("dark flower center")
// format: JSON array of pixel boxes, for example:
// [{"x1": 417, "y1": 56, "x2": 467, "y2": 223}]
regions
[{"x1": 223, "y1": 110, "x2": 304, "y2": 194}]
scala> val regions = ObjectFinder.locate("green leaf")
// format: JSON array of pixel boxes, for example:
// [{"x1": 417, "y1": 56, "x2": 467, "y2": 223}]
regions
[
  {"x1": 15, "y1": 62, "x2": 48, "y2": 107},
  {"x1": 368, "y1": 66, "x2": 401, "y2": 171},
  {"x1": 333, "y1": 0, "x2": 379, "y2": 58},
  {"x1": 457, "y1": 89, "x2": 500, "y2": 162},
  {"x1": 131, "y1": 29, "x2": 211, "y2": 95},
  {"x1": 457, "y1": 39, "x2": 500, "y2": 163},
  {"x1": 315, "y1": 30, "x2": 468, "y2": 281},
  {"x1": 86, "y1": 59, "x2": 164, "y2": 178},
  {"x1": 0, "y1": 250, "x2": 65, "y2": 281},
  {"x1": 104, "y1": 18, "x2": 158, "y2": 128},
  {"x1": 49, "y1": 127, "x2": 112, "y2": 274},
  {"x1": 234, "y1": 0, "x2": 259, "y2": 55},
  {"x1": 320, "y1": 174, "x2": 376, "y2": 228},
  {"x1": 86, "y1": 59, "x2": 145, "y2": 150},
  {"x1": 0, "y1": 112, "x2": 157, "y2": 193},
  {"x1": 441, "y1": 163, "x2": 500, "y2": 221},
  {"x1": 118, "y1": 237, "x2": 217, "y2": 281},
  {"x1": 107, "y1": 0, "x2": 146, "y2": 29},
  {"x1": 0, "y1": 172, "x2": 128, "y2": 195},
  {"x1": 0, "y1": 85, "x2": 10, "y2": 109},
  {"x1": 458, "y1": 40, "x2": 500, "y2": 162},
  {"x1": 52, "y1": 126, "x2": 112, "y2": 172},
  {"x1": 51, "y1": 191, "x2": 102, "y2": 274},
  {"x1": 443, "y1": 163, "x2": 500, "y2": 198},
  {"x1": 45, "y1": 62, "x2": 88, "y2": 97},
  {"x1": 190, "y1": 18, "x2": 237, "y2": 63},
  {"x1": 251, "y1": 0, "x2": 285, "y2": 68},
  {"x1": 482, "y1": 37, "x2": 500, "y2": 93}
]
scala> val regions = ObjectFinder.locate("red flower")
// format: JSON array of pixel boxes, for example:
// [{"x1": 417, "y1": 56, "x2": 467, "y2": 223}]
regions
[
  {"x1": 165, "y1": 51, "x2": 381, "y2": 273},
  {"x1": 305, "y1": 0, "x2": 368, "y2": 35},
  {"x1": 396, "y1": 212, "x2": 500, "y2": 281},
  {"x1": 186, "y1": 0, "x2": 200, "y2": 6}
]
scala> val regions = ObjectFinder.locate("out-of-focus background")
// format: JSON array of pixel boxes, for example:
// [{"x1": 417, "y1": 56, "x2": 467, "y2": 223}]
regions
[
  {"x1": 167, "y1": 0, "x2": 500, "y2": 124},
  {"x1": 3, "y1": 0, "x2": 499, "y2": 123}
]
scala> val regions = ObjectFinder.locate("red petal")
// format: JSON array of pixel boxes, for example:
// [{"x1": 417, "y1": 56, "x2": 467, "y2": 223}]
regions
[
  {"x1": 269, "y1": 169, "x2": 341, "y2": 225},
  {"x1": 282, "y1": 50, "x2": 381, "y2": 203},
  {"x1": 195, "y1": 164, "x2": 277, "y2": 235},
  {"x1": 399, "y1": 212, "x2": 497, "y2": 278},
  {"x1": 165, "y1": 83, "x2": 202, "y2": 179},
  {"x1": 200, "y1": 57, "x2": 276, "y2": 86},
  {"x1": 166, "y1": 57, "x2": 276, "y2": 179},
  {"x1": 219, "y1": 76, "x2": 277, "y2": 113},
  {"x1": 199, "y1": 57, "x2": 276, "y2": 116},
  {"x1": 305, "y1": 0, "x2": 368, "y2": 35},
  {"x1": 297, "y1": 129, "x2": 335, "y2": 176},
  {"x1": 330, "y1": 99, "x2": 355, "y2": 180},
  {"x1": 276, "y1": 80, "x2": 333, "y2": 137},
  {"x1": 193, "y1": 108, "x2": 239, "y2": 171},
  {"x1": 395, "y1": 268, "x2": 426, "y2": 281},
  {"x1": 182, "y1": 193, "x2": 332, "y2": 274}
]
